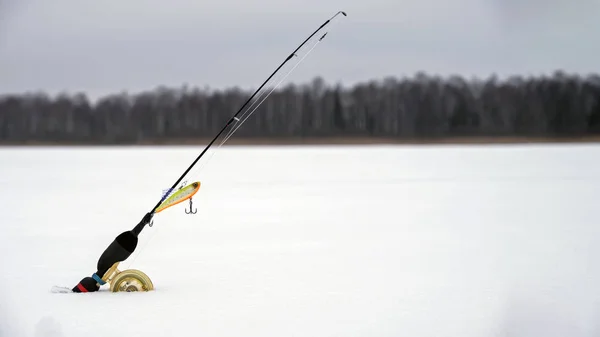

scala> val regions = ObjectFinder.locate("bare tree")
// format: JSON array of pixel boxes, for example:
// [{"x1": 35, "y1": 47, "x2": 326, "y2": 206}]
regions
[{"x1": 0, "y1": 72, "x2": 599, "y2": 144}]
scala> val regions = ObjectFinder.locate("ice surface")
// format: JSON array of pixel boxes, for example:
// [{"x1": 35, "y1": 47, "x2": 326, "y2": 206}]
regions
[{"x1": 1, "y1": 144, "x2": 600, "y2": 337}]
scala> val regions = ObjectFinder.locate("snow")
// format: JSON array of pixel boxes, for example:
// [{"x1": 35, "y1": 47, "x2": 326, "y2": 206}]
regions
[{"x1": 2, "y1": 143, "x2": 600, "y2": 337}]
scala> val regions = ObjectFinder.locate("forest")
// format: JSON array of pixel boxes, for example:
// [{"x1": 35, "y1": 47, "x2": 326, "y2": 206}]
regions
[{"x1": 1, "y1": 71, "x2": 599, "y2": 144}]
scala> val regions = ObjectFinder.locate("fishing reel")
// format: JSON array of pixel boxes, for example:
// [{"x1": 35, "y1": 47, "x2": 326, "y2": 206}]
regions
[{"x1": 103, "y1": 262, "x2": 154, "y2": 292}]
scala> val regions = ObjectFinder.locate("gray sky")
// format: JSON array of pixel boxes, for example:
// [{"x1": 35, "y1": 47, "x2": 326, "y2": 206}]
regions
[{"x1": 1, "y1": 0, "x2": 598, "y2": 100}]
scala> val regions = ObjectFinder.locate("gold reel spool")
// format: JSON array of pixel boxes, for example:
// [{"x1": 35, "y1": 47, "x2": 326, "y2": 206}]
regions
[{"x1": 102, "y1": 262, "x2": 154, "y2": 292}]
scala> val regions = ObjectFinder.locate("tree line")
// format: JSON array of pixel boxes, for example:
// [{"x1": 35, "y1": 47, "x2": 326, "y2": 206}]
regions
[{"x1": 1, "y1": 71, "x2": 599, "y2": 144}]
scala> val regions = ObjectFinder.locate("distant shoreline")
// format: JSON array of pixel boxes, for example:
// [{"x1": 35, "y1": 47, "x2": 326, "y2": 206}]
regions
[{"x1": 2, "y1": 136, "x2": 600, "y2": 146}]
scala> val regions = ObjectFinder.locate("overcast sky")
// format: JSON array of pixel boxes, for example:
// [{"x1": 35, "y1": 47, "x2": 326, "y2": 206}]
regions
[{"x1": 1, "y1": 0, "x2": 598, "y2": 99}]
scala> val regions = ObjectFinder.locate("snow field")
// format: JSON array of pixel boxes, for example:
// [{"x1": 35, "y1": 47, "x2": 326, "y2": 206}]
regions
[{"x1": 1, "y1": 144, "x2": 600, "y2": 337}]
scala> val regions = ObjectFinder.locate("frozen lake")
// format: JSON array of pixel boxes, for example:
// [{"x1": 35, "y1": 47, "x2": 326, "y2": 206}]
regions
[{"x1": 1, "y1": 143, "x2": 600, "y2": 337}]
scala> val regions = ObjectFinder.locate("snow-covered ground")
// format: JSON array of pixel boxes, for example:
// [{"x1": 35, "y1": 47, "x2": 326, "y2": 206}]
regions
[{"x1": 1, "y1": 143, "x2": 600, "y2": 337}]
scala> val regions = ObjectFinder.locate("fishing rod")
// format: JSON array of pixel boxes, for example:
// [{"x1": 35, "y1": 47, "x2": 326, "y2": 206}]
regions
[
  {"x1": 132, "y1": 10, "x2": 347, "y2": 235},
  {"x1": 58, "y1": 10, "x2": 347, "y2": 294}
]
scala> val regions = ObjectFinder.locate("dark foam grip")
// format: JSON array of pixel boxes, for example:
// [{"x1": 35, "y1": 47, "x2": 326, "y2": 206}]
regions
[
  {"x1": 96, "y1": 231, "x2": 138, "y2": 278},
  {"x1": 72, "y1": 230, "x2": 139, "y2": 293}
]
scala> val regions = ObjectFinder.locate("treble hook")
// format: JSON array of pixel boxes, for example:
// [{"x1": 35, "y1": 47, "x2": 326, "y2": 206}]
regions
[{"x1": 185, "y1": 198, "x2": 197, "y2": 214}]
